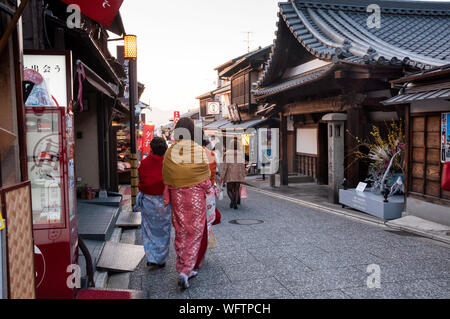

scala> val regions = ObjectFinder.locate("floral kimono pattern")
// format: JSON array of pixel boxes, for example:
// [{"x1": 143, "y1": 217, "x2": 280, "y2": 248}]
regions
[{"x1": 165, "y1": 180, "x2": 211, "y2": 276}]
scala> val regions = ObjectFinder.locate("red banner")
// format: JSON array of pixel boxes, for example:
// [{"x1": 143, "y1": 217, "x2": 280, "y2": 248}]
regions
[
  {"x1": 59, "y1": 0, "x2": 124, "y2": 27},
  {"x1": 174, "y1": 111, "x2": 180, "y2": 127},
  {"x1": 141, "y1": 125, "x2": 155, "y2": 159}
]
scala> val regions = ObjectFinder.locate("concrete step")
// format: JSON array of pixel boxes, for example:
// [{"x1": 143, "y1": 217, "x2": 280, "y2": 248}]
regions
[{"x1": 77, "y1": 202, "x2": 121, "y2": 241}]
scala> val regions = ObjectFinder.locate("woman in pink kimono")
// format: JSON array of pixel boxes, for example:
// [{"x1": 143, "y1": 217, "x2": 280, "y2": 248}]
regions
[{"x1": 162, "y1": 118, "x2": 211, "y2": 289}]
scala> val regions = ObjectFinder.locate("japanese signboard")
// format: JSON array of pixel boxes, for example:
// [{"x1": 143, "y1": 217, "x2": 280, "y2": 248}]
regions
[
  {"x1": 24, "y1": 54, "x2": 68, "y2": 108},
  {"x1": 207, "y1": 101, "x2": 220, "y2": 115},
  {"x1": 442, "y1": 113, "x2": 450, "y2": 163},
  {"x1": 228, "y1": 104, "x2": 241, "y2": 123},
  {"x1": 59, "y1": 0, "x2": 124, "y2": 27},
  {"x1": 141, "y1": 125, "x2": 155, "y2": 159},
  {"x1": 174, "y1": 111, "x2": 181, "y2": 127}
]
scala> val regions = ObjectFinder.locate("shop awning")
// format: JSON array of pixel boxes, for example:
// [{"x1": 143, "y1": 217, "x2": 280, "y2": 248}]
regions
[
  {"x1": 382, "y1": 88, "x2": 450, "y2": 105},
  {"x1": 78, "y1": 60, "x2": 119, "y2": 99},
  {"x1": 219, "y1": 118, "x2": 270, "y2": 130},
  {"x1": 203, "y1": 118, "x2": 230, "y2": 129}
]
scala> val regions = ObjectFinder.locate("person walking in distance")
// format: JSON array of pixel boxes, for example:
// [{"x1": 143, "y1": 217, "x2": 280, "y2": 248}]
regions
[{"x1": 219, "y1": 138, "x2": 247, "y2": 210}]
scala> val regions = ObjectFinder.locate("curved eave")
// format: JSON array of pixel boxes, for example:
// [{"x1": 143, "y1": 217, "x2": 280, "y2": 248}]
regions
[
  {"x1": 257, "y1": 0, "x2": 450, "y2": 89},
  {"x1": 253, "y1": 63, "x2": 337, "y2": 99}
]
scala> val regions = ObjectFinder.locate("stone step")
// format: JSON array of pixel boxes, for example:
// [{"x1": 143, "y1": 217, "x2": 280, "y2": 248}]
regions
[{"x1": 77, "y1": 202, "x2": 121, "y2": 241}]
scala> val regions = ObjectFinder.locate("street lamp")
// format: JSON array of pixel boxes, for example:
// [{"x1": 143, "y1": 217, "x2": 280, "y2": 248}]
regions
[
  {"x1": 124, "y1": 35, "x2": 137, "y2": 60},
  {"x1": 124, "y1": 34, "x2": 138, "y2": 209}
]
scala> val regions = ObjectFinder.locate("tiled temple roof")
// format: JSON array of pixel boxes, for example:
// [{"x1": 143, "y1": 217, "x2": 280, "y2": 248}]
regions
[{"x1": 257, "y1": 0, "x2": 450, "y2": 93}]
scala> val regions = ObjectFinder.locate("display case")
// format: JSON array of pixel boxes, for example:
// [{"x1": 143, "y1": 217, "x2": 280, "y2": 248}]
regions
[{"x1": 23, "y1": 50, "x2": 78, "y2": 299}]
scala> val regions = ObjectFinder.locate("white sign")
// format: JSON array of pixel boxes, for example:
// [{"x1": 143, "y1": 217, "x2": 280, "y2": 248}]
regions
[
  {"x1": 207, "y1": 102, "x2": 220, "y2": 115},
  {"x1": 24, "y1": 54, "x2": 68, "y2": 107},
  {"x1": 356, "y1": 182, "x2": 368, "y2": 192},
  {"x1": 296, "y1": 128, "x2": 318, "y2": 155}
]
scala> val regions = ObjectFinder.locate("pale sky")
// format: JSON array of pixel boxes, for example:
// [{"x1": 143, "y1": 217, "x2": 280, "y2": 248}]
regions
[{"x1": 111, "y1": 0, "x2": 280, "y2": 118}]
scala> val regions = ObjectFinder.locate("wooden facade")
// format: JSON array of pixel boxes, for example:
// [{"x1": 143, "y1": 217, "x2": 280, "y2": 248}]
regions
[
  {"x1": 409, "y1": 114, "x2": 449, "y2": 200},
  {"x1": 383, "y1": 66, "x2": 450, "y2": 224}
]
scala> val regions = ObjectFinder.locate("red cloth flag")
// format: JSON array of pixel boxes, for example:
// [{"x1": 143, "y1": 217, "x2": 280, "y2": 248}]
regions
[
  {"x1": 59, "y1": 0, "x2": 124, "y2": 27},
  {"x1": 142, "y1": 125, "x2": 155, "y2": 156}
]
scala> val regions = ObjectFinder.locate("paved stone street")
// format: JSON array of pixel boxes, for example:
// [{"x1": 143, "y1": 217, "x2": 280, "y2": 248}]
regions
[{"x1": 129, "y1": 189, "x2": 450, "y2": 299}]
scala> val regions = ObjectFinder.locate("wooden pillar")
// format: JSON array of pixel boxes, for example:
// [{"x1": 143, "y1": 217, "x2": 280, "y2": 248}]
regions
[
  {"x1": 97, "y1": 94, "x2": 106, "y2": 191},
  {"x1": 280, "y1": 114, "x2": 289, "y2": 186},
  {"x1": 345, "y1": 93, "x2": 366, "y2": 187}
]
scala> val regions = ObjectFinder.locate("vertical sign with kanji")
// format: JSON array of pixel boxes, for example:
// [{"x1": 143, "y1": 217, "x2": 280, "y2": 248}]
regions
[
  {"x1": 174, "y1": 111, "x2": 180, "y2": 127},
  {"x1": 141, "y1": 125, "x2": 155, "y2": 160}
]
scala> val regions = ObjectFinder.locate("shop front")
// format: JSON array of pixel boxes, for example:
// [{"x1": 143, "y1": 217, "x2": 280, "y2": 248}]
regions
[
  {"x1": 23, "y1": 50, "x2": 78, "y2": 299},
  {"x1": 383, "y1": 66, "x2": 450, "y2": 226},
  {"x1": 0, "y1": 0, "x2": 36, "y2": 299}
]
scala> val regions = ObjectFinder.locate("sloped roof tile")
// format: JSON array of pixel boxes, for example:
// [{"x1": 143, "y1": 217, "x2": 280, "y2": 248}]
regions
[{"x1": 258, "y1": 0, "x2": 450, "y2": 88}]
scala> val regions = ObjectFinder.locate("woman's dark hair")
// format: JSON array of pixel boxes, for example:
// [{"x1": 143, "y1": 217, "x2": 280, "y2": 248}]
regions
[
  {"x1": 174, "y1": 117, "x2": 195, "y2": 141},
  {"x1": 150, "y1": 137, "x2": 168, "y2": 156}
]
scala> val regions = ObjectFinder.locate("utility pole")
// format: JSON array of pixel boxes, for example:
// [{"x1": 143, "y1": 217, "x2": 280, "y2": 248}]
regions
[{"x1": 242, "y1": 31, "x2": 254, "y2": 53}]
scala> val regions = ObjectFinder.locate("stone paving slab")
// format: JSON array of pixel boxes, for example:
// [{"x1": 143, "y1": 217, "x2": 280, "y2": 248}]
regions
[
  {"x1": 128, "y1": 188, "x2": 450, "y2": 299},
  {"x1": 97, "y1": 242, "x2": 145, "y2": 272},
  {"x1": 116, "y1": 211, "x2": 141, "y2": 228}
]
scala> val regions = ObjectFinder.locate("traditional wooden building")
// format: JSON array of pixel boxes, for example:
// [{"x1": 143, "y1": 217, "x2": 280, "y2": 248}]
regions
[
  {"x1": 201, "y1": 46, "x2": 280, "y2": 171},
  {"x1": 253, "y1": 0, "x2": 450, "y2": 201},
  {"x1": 22, "y1": 0, "x2": 129, "y2": 193},
  {"x1": 383, "y1": 64, "x2": 450, "y2": 226}
]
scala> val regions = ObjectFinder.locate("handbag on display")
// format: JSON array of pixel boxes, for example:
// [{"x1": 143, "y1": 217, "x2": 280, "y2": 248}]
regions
[
  {"x1": 442, "y1": 162, "x2": 450, "y2": 191},
  {"x1": 240, "y1": 185, "x2": 248, "y2": 199}
]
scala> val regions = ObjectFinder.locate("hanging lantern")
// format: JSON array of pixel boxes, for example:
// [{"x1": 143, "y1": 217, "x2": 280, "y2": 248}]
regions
[{"x1": 124, "y1": 35, "x2": 137, "y2": 60}]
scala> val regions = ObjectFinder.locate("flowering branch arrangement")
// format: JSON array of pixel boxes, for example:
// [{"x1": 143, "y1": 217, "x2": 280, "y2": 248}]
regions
[{"x1": 347, "y1": 121, "x2": 406, "y2": 194}]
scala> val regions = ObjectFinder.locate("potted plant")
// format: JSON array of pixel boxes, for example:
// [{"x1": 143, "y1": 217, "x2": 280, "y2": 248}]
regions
[{"x1": 77, "y1": 184, "x2": 97, "y2": 200}]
